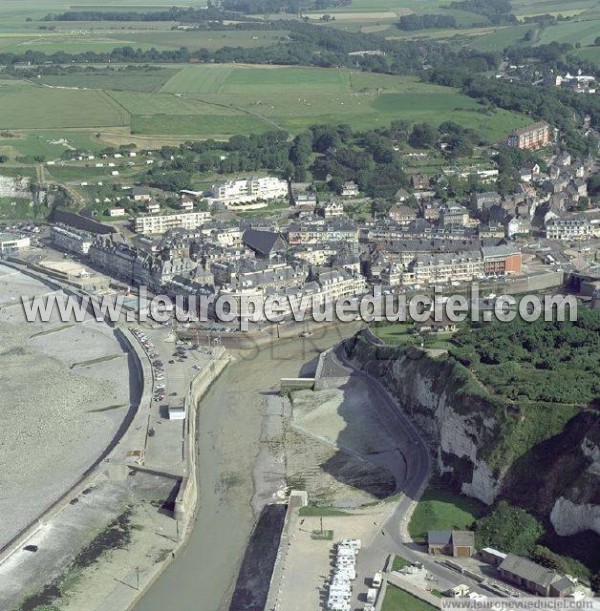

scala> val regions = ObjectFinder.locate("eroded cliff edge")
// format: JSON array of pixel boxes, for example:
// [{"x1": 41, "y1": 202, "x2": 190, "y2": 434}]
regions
[{"x1": 345, "y1": 332, "x2": 600, "y2": 539}]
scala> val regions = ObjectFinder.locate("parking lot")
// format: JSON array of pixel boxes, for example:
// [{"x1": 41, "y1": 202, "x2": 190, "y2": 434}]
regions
[{"x1": 272, "y1": 511, "x2": 388, "y2": 611}]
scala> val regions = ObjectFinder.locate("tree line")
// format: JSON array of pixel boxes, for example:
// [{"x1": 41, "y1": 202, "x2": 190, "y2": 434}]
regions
[
  {"x1": 397, "y1": 14, "x2": 457, "y2": 31},
  {"x1": 217, "y1": 0, "x2": 351, "y2": 12}
]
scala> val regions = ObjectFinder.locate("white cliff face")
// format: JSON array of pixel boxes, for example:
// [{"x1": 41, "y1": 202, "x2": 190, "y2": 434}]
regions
[
  {"x1": 391, "y1": 357, "x2": 499, "y2": 505},
  {"x1": 462, "y1": 463, "x2": 500, "y2": 506},
  {"x1": 550, "y1": 436, "x2": 600, "y2": 536},
  {"x1": 550, "y1": 498, "x2": 600, "y2": 536},
  {"x1": 582, "y1": 437, "x2": 600, "y2": 462}
]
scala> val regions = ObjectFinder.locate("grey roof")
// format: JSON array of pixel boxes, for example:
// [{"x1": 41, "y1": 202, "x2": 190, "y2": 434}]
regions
[
  {"x1": 481, "y1": 245, "x2": 520, "y2": 258},
  {"x1": 499, "y1": 554, "x2": 560, "y2": 588},
  {"x1": 428, "y1": 531, "x2": 452, "y2": 546},
  {"x1": 242, "y1": 229, "x2": 287, "y2": 257},
  {"x1": 552, "y1": 576, "x2": 574, "y2": 592},
  {"x1": 451, "y1": 531, "x2": 475, "y2": 547}
]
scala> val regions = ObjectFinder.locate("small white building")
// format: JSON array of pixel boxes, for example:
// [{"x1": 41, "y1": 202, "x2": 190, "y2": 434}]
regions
[
  {"x1": 168, "y1": 405, "x2": 186, "y2": 420},
  {"x1": 108, "y1": 207, "x2": 125, "y2": 217},
  {"x1": 341, "y1": 181, "x2": 360, "y2": 197},
  {"x1": 145, "y1": 202, "x2": 160, "y2": 214},
  {"x1": 0, "y1": 232, "x2": 31, "y2": 255}
]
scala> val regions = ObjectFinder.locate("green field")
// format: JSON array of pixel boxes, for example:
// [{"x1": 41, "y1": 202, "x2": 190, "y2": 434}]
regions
[
  {"x1": 157, "y1": 67, "x2": 529, "y2": 141},
  {"x1": 160, "y1": 65, "x2": 350, "y2": 95},
  {"x1": 0, "y1": 196, "x2": 39, "y2": 221},
  {"x1": 383, "y1": 586, "x2": 437, "y2": 611},
  {"x1": 132, "y1": 114, "x2": 270, "y2": 136},
  {"x1": 15, "y1": 130, "x2": 107, "y2": 157},
  {"x1": 0, "y1": 82, "x2": 129, "y2": 130},
  {"x1": 106, "y1": 29, "x2": 289, "y2": 52},
  {"x1": 408, "y1": 485, "x2": 485, "y2": 544},
  {"x1": 576, "y1": 45, "x2": 600, "y2": 67}
]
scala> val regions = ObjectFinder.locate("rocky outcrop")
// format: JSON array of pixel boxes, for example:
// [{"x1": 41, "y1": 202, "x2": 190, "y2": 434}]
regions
[
  {"x1": 346, "y1": 332, "x2": 600, "y2": 537},
  {"x1": 550, "y1": 435, "x2": 600, "y2": 536}
]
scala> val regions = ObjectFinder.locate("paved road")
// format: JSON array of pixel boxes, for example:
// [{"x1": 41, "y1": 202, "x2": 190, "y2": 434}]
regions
[{"x1": 332, "y1": 344, "x2": 493, "y2": 604}]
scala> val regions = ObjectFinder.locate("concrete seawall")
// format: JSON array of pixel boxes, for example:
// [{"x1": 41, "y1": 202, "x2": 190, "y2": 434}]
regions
[
  {"x1": 175, "y1": 348, "x2": 231, "y2": 522},
  {"x1": 121, "y1": 348, "x2": 232, "y2": 611}
]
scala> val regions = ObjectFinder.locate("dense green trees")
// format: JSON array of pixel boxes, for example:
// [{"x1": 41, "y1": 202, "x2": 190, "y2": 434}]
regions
[
  {"x1": 449, "y1": 0, "x2": 516, "y2": 25},
  {"x1": 475, "y1": 501, "x2": 544, "y2": 556},
  {"x1": 451, "y1": 309, "x2": 600, "y2": 406},
  {"x1": 397, "y1": 14, "x2": 457, "y2": 31}
]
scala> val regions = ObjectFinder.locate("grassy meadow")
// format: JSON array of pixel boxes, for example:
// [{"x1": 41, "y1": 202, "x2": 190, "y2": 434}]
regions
[
  {"x1": 0, "y1": 81, "x2": 129, "y2": 130},
  {"x1": 0, "y1": 64, "x2": 530, "y2": 146},
  {"x1": 408, "y1": 484, "x2": 485, "y2": 544},
  {"x1": 382, "y1": 586, "x2": 437, "y2": 611}
]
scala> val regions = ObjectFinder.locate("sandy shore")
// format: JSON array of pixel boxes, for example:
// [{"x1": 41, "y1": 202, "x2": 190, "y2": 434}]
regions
[{"x1": 0, "y1": 264, "x2": 132, "y2": 550}]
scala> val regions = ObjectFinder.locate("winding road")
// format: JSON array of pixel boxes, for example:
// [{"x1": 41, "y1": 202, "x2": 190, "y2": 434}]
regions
[{"x1": 333, "y1": 342, "x2": 495, "y2": 602}]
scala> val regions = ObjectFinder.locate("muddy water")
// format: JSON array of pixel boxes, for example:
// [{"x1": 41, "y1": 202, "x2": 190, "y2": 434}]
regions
[{"x1": 136, "y1": 326, "x2": 359, "y2": 611}]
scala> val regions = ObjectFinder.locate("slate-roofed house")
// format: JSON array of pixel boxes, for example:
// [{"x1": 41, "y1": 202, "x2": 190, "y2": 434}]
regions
[
  {"x1": 242, "y1": 229, "x2": 287, "y2": 259},
  {"x1": 498, "y1": 554, "x2": 574, "y2": 597},
  {"x1": 471, "y1": 191, "x2": 501, "y2": 211},
  {"x1": 427, "y1": 530, "x2": 475, "y2": 557}
]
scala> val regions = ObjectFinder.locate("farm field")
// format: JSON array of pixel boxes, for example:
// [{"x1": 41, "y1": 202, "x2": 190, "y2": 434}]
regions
[
  {"x1": 155, "y1": 66, "x2": 530, "y2": 141},
  {"x1": 159, "y1": 65, "x2": 350, "y2": 95},
  {"x1": 511, "y1": 0, "x2": 600, "y2": 18},
  {"x1": 0, "y1": 66, "x2": 530, "y2": 142},
  {"x1": 36, "y1": 68, "x2": 179, "y2": 93},
  {"x1": 0, "y1": 82, "x2": 129, "y2": 130},
  {"x1": 467, "y1": 24, "x2": 532, "y2": 51},
  {"x1": 0, "y1": 37, "x2": 173, "y2": 55},
  {"x1": 105, "y1": 29, "x2": 289, "y2": 52},
  {"x1": 535, "y1": 18, "x2": 600, "y2": 46}
]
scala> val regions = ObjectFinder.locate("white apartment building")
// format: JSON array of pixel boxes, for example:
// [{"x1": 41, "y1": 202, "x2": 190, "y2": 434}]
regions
[
  {"x1": 545, "y1": 218, "x2": 592, "y2": 241},
  {"x1": 134, "y1": 211, "x2": 211, "y2": 234},
  {"x1": 409, "y1": 252, "x2": 484, "y2": 285},
  {"x1": 211, "y1": 176, "x2": 288, "y2": 210}
]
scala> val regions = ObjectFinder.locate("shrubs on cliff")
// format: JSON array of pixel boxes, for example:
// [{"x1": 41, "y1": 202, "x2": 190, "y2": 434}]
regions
[
  {"x1": 450, "y1": 309, "x2": 600, "y2": 407},
  {"x1": 474, "y1": 501, "x2": 544, "y2": 555}
]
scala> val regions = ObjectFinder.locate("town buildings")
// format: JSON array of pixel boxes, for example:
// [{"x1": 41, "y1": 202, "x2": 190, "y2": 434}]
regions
[
  {"x1": 545, "y1": 217, "x2": 593, "y2": 241},
  {"x1": 427, "y1": 531, "x2": 475, "y2": 558},
  {"x1": 51, "y1": 225, "x2": 93, "y2": 255}
]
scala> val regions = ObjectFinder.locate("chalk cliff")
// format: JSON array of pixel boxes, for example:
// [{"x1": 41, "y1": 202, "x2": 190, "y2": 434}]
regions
[{"x1": 346, "y1": 332, "x2": 600, "y2": 536}]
